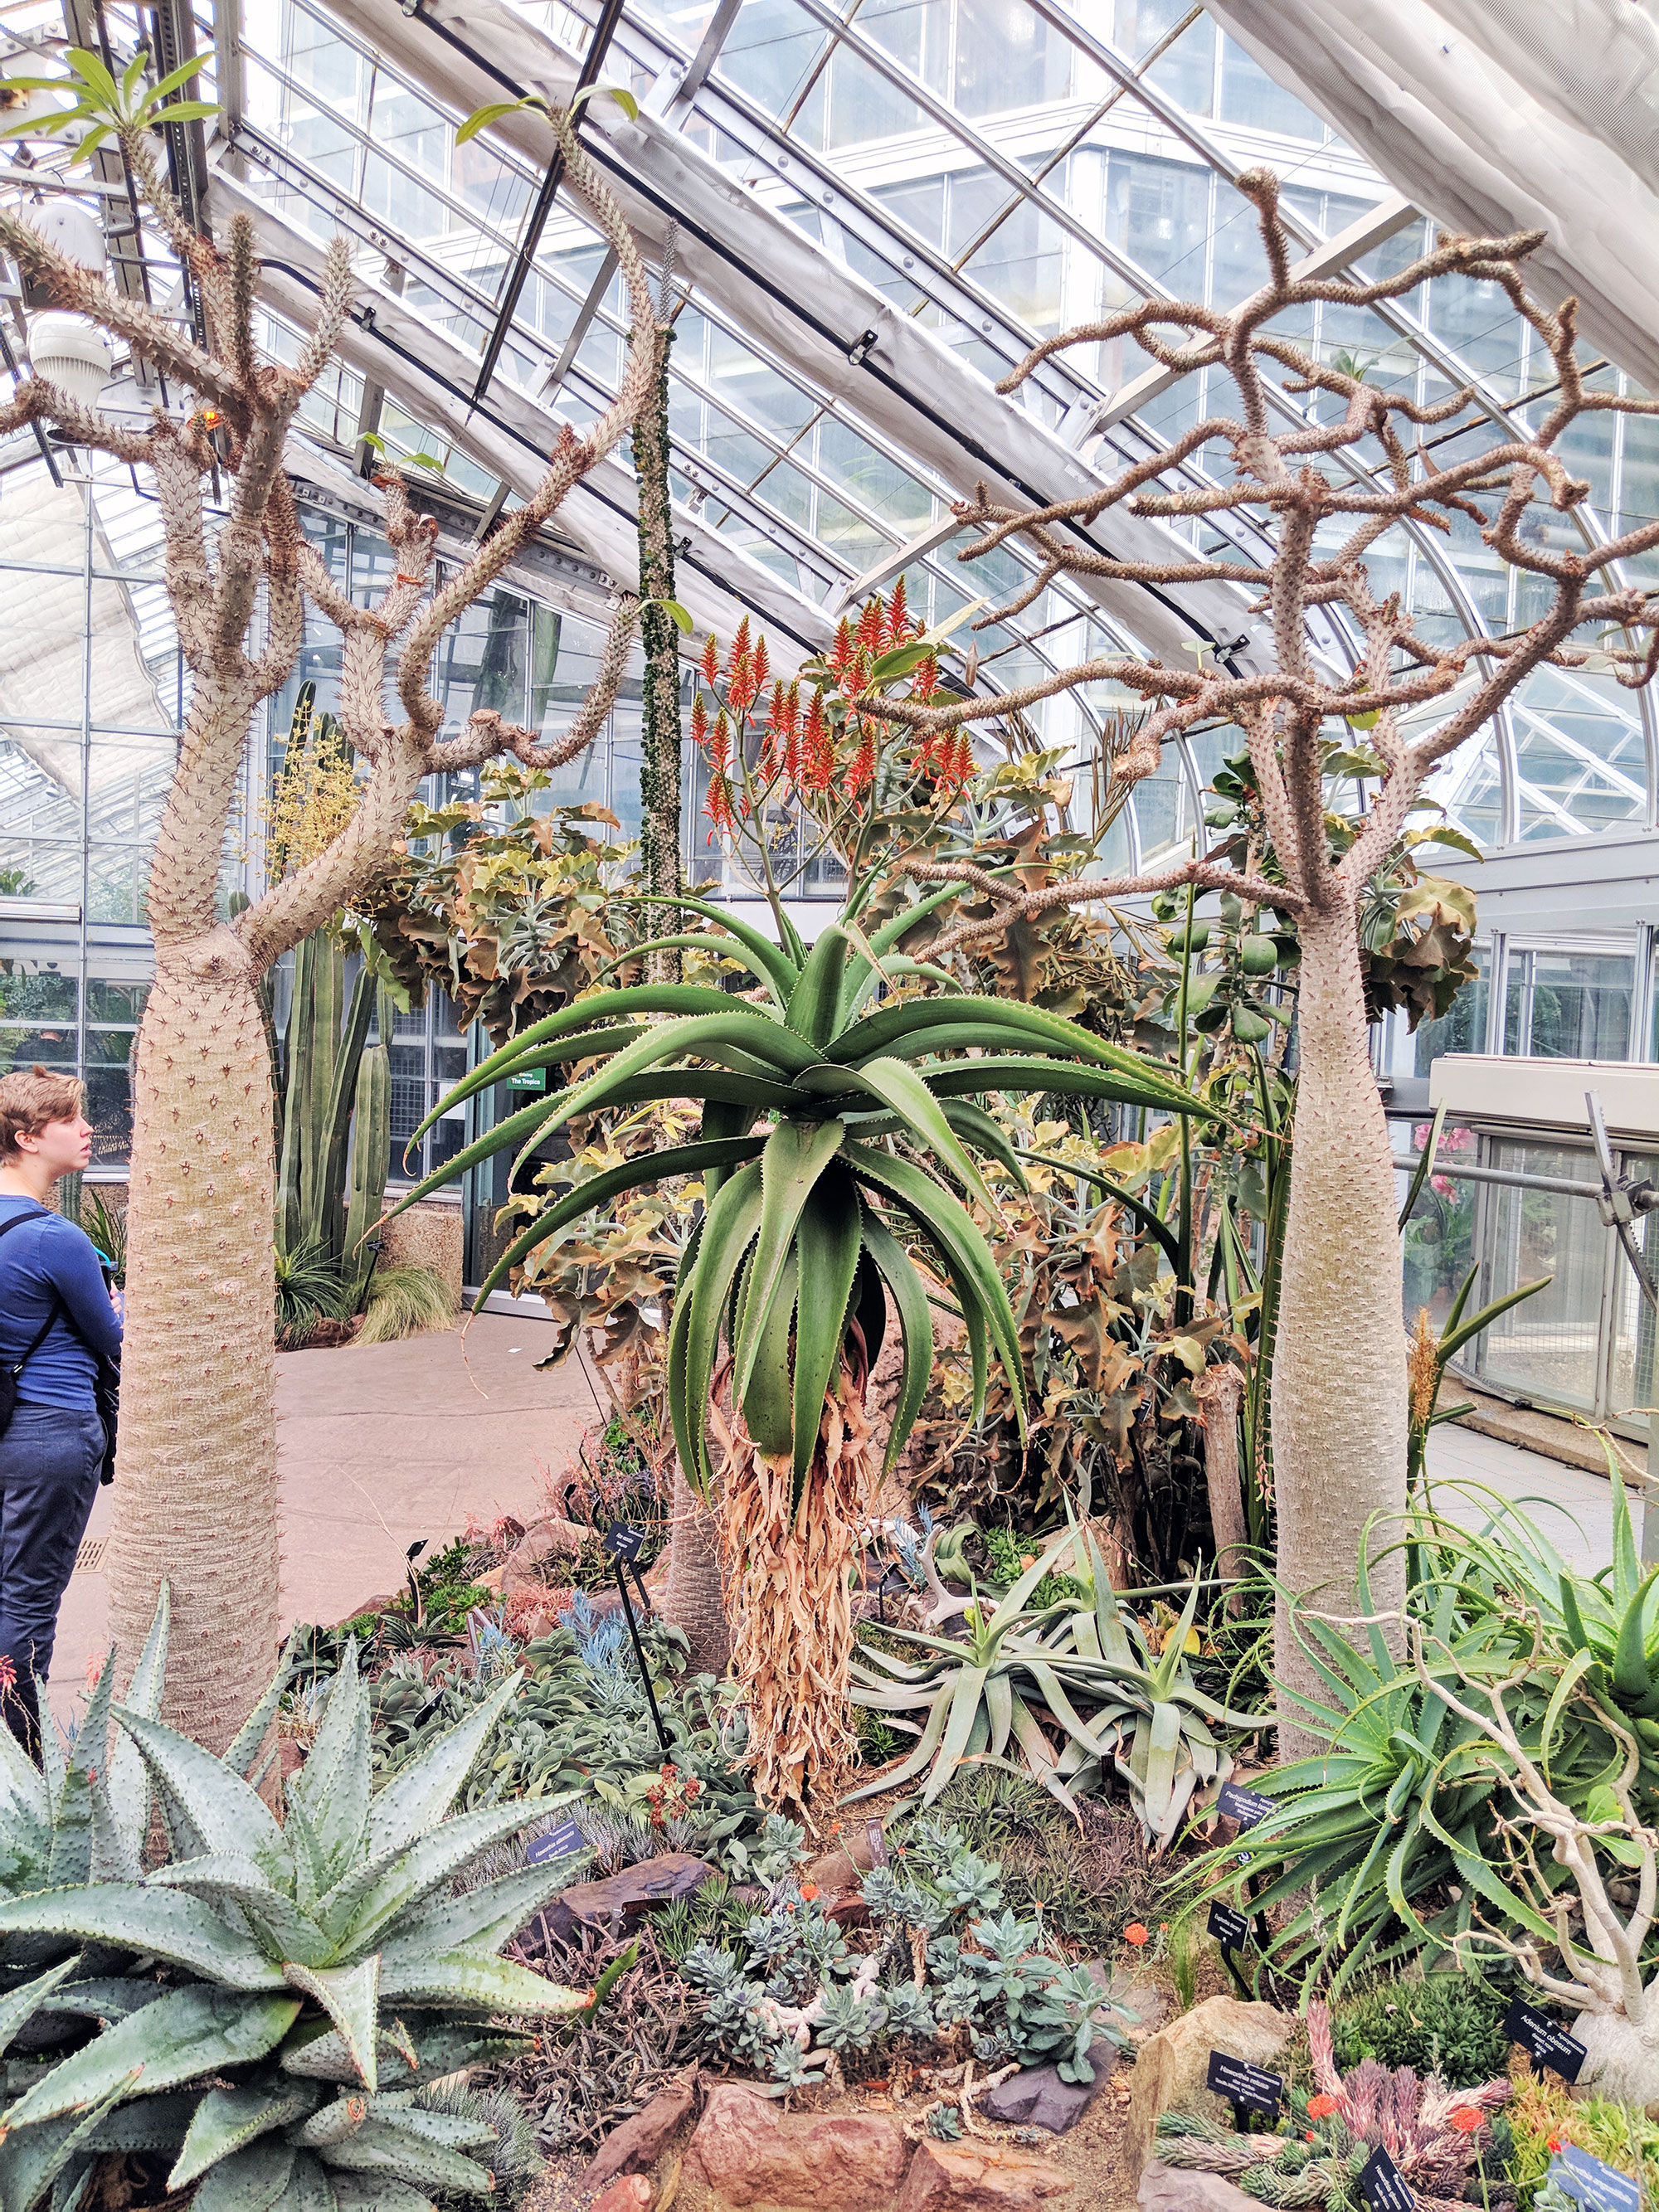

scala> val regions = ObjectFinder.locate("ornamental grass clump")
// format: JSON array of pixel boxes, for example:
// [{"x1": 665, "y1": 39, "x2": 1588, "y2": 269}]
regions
[{"x1": 0, "y1": 1591, "x2": 596, "y2": 2212}]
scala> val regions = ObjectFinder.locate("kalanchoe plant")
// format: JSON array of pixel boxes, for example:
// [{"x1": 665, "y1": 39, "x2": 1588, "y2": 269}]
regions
[{"x1": 0, "y1": 1594, "x2": 596, "y2": 2212}]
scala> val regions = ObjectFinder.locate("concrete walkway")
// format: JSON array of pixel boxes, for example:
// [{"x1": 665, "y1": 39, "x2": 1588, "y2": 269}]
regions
[{"x1": 49, "y1": 1306, "x2": 601, "y2": 1728}]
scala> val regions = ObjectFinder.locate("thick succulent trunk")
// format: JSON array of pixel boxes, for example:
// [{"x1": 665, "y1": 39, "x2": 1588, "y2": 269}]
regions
[
  {"x1": 1270, "y1": 893, "x2": 1406, "y2": 1750},
  {"x1": 1574, "y1": 2006, "x2": 1659, "y2": 2107},
  {"x1": 107, "y1": 927, "x2": 280, "y2": 1748},
  {"x1": 659, "y1": 1464, "x2": 730, "y2": 1678}
]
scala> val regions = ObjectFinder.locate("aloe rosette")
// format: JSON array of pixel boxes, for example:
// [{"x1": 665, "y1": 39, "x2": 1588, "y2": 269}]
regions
[
  {"x1": 849, "y1": 1524, "x2": 1267, "y2": 1830},
  {"x1": 0, "y1": 1598, "x2": 590, "y2": 2212},
  {"x1": 389, "y1": 892, "x2": 1214, "y2": 1499}
]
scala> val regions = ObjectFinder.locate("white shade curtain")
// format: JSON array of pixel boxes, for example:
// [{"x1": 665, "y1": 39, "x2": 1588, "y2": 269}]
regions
[{"x1": 1205, "y1": 0, "x2": 1659, "y2": 393}]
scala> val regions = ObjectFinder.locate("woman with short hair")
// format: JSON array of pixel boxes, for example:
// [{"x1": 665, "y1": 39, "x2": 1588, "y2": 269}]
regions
[{"x1": 0, "y1": 1065, "x2": 122, "y2": 1758}]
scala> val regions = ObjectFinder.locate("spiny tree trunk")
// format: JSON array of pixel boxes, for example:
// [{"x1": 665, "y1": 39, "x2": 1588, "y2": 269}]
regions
[
  {"x1": 636, "y1": 320, "x2": 682, "y2": 982},
  {"x1": 659, "y1": 1466, "x2": 729, "y2": 1679},
  {"x1": 113, "y1": 933, "x2": 280, "y2": 1742},
  {"x1": 0, "y1": 94, "x2": 656, "y2": 1748},
  {"x1": 1269, "y1": 895, "x2": 1406, "y2": 1746}
]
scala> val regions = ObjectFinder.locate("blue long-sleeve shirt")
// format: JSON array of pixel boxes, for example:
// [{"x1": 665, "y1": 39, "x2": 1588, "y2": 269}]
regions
[{"x1": 0, "y1": 1196, "x2": 123, "y2": 1412}]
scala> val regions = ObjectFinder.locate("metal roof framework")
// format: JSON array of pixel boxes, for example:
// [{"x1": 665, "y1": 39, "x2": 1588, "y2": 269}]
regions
[{"x1": 0, "y1": 0, "x2": 1656, "y2": 873}]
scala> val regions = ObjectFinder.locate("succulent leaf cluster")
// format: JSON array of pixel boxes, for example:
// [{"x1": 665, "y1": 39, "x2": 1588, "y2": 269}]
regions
[
  {"x1": 0, "y1": 1597, "x2": 591, "y2": 2212},
  {"x1": 389, "y1": 903, "x2": 1214, "y2": 1506}
]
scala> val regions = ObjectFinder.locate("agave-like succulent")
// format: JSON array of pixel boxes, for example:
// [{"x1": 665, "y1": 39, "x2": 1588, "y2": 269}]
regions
[
  {"x1": 0, "y1": 1601, "x2": 591, "y2": 2212},
  {"x1": 390, "y1": 895, "x2": 1212, "y2": 1500}
]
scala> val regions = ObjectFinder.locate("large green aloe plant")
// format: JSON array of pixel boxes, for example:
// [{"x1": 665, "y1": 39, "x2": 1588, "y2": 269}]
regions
[
  {"x1": 0, "y1": 1599, "x2": 591, "y2": 2212},
  {"x1": 849, "y1": 1526, "x2": 1267, "y2": 1838},
  {"x1": 390, "y1": 892, "x2": 1212, "y2": 1498}
]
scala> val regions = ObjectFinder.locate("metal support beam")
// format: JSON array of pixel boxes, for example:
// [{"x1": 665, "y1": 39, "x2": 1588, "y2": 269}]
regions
[{"x1": 540, "y1": 246, "x2": 615, "y2": 401}]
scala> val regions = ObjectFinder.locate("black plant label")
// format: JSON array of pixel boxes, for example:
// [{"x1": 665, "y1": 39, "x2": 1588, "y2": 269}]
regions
[
  {"x1": 1216, "y1": 1780, "x2": 1275, "y2": 1826},
  {"x1": 603, "y1": 1522, "x2": 647, "y2": 1560},
  {"x1": 1504, "y1": 1996, "x2": 1586, "y2": 2083},
  {"x1": 1358, "y1": 2145, "x2": 1415, "y2": 2212},
  {"x1": 1207, "y1": 1901, "x2": 1252, "y2": 1952},
  {"x1": 1205, "y1": 2052, "x2": 1282, "y2": 2115},
  {"x1": 527, "y1": 1816, "x2": 584, "y2": 1864}
]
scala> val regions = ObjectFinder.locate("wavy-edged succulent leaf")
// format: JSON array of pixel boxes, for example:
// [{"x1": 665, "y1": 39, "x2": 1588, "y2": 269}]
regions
[
  {"x1": 191, "y1": 2136, "x2": 299, "y2": 2212},
  {"x1": 0, "y1": 1887, "x2": 287, "y2": 1987},
  {"x1": 316, "y1": 1801, "x2": 557, "y2": 1953},
  {"x1": 170, "y1": 2083, "x2": 319, "y2": 2190},
  {"x1": 737, "y1": 1247, "x2": 797, "y2": 1456},
  {"x1": 281, "y1": 1959, "x2": 382, "y2": 2093},
  {"x1": 7, "y1": 1986, "x2": 302, "y2": 2127},
  {"x1": 364, "y1": 1670, "x2": 524, "y2": 1861},
  {"x1": 373, "y1": 1945, "x2": 590, "y2": 2016},
  {"x1": 109, "y1": 1706, "x2": 286, "y2": 1874}
]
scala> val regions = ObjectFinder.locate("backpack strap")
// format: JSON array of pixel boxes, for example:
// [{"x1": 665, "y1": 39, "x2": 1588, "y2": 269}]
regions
[{"x1": 0, "y1": 1208, "x2": 66, "y2": 1383}]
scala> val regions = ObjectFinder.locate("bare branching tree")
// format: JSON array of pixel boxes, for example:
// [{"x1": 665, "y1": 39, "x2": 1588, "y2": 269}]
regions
[
  {"x1": 0, "y1": 98, "x2": 654, "y2": 1745},
  {"x1": 874, "y1": 171, "x2": 1659, "y2": 1733}
]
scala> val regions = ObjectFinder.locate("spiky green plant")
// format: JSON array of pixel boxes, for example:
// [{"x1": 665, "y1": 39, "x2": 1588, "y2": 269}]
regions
[
  {"x1": 0, "y1": 1593, "x2": 593, "y2": 2212},
  {"x1": 391, "y1": 894, "x2": 1211, "y2": 1500},
  {"x1": 386, "y1": 894, "x2": 1213, "y2": 1808}
]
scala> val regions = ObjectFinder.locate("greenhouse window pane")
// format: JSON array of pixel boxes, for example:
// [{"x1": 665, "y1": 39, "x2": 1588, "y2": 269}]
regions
[{"x1": 952, "y1": 0, "x2": 1073, "y2": 117}]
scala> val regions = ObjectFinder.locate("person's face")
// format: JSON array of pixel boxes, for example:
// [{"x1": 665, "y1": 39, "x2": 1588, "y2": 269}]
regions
[{"x1": 20, "y1": 1113, "x2": 93, "y2": 1181}]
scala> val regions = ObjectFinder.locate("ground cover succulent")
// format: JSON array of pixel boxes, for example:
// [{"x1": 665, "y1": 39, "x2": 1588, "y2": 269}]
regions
[
  {"x1": 679, "y1": 1811, "x2": 1129, "y2": 2089},
  {"x1": 0, "y1": 1594, "x2": 595, "y2": 2212}
]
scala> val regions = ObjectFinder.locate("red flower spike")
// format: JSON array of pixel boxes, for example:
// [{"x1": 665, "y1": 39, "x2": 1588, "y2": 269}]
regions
[
  {"x1": 752, "y1": 634, "x2": 771, "y2": 693},
  {"x1": 849, "y1": 731, "x2": 875, "y2": 794},
  {"x1": 830, "y1": 616, "x2": 855, "y2": 678},
  {"x1": 856, "y1": 596, "x2": 884, "y2": 658},
  {"x1": 701, "y1": 633, "x2": 720, "y2": 688},
  {"x1": 886, "y1": 574, "x2": 909, "y2": 648},
  {"x1": 691, "y1": 691, "x2": 708, "y2": 746}
]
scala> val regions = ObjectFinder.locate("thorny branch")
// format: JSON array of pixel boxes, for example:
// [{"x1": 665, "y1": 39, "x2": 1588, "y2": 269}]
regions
[
  {"x1": 867, "y1": 167, "x2": 1659, "y2": 927},
  {"x1": 0, "y1": 100, "x2": 654, "y2": 969}
]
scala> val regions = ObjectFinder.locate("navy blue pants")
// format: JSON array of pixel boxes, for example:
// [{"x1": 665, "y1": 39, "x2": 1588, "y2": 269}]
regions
[{"x1": 0, "y1": 1404, "x2": 103, "y2": 1758}]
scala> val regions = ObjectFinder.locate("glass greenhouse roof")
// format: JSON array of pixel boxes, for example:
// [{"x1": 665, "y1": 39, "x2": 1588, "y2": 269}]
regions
[{"x1": 2, "y1": 0, "x2": 1657, "y2": 872}]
